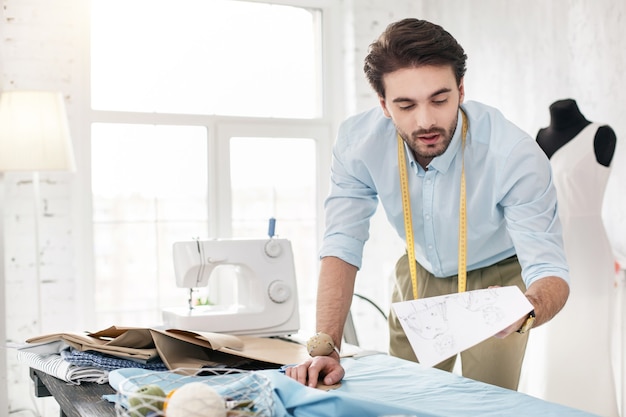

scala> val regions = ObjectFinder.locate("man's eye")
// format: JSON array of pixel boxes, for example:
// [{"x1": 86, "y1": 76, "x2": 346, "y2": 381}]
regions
[
  {"x1": 433, "y1": 98, "x2": 448, "y2": 105},
  {"x1": 399, "y1": 104, "x2": 415, "y2": 110}
]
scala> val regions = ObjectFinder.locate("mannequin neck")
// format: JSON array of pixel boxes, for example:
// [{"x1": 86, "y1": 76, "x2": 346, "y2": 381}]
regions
[{"x1": 548, "y1": 99, "x2": 590, "y2": 131}]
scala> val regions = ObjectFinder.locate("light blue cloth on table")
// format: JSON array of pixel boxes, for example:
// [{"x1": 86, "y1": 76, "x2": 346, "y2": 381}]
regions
[
  {"x1": 335, "y1": 354, "x2": 599, "y2": 417},
  {"x1": 106, "y1": 354, "x2": 600, "y2": 417}
]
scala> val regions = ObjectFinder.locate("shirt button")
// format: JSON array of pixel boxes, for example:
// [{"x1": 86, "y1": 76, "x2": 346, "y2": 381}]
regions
[
  {"x1": 428, "y1": 245, "x2": 433, "y2": 250},
  {"x1": 425, "y1": 214, "x2": 431, "y2": 220}
]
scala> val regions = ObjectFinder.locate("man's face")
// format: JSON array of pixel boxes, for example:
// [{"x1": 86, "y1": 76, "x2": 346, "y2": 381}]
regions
[{"x1": 379, "y1": 65, "x2": 464, "y2": 169}]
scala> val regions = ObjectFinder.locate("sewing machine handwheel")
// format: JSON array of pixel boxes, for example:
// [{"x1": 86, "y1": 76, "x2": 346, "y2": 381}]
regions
[
  {"x1": 268, "y1": 280, "x2": 291, "y2": 303},
  {"x1": 264, "y1": 240, "x2": 282, "y2": 258}
]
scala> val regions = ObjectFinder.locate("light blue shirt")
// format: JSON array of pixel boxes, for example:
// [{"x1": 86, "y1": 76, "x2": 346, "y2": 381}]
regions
[{"x1": 320, "y1": 100, "x2": 569, "y2": 287}]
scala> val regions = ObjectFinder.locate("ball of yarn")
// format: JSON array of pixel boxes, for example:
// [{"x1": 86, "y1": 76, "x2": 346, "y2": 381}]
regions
[
  {"x1": 127, "y1": 384, "x2": 166, "y2": 417},
  {"x1": 165, "y1": 381, "x2": 226, "y2": 417},
  {"x1": 307, "y1": 332, "x2": 335, "y2": 356}
]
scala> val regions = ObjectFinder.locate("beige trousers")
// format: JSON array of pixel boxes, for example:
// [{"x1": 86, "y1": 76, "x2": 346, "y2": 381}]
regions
[{"x1": 388, "y1": 254, "x2": 529, "y2": 390}]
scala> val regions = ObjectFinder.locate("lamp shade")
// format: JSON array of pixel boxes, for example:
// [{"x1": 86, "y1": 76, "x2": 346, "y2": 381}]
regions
[{"x1": 0, "y1": 90, "x2": 76, "y2": 172}]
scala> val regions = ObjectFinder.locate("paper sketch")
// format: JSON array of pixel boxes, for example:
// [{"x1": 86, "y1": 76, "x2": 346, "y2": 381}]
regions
[{"x1": 391, "y1": 285, "x2": 533, "y2": 367}]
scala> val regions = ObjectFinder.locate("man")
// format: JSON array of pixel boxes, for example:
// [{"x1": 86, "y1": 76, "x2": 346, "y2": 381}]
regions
[{"x1": 286, "y1": 18, "x2": 569, "y2": 391}]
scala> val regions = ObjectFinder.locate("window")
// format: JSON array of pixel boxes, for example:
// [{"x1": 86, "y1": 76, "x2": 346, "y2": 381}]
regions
[
  {"x1": 89, "y1": 0, "x2": 336, "y2": 333},
  {"x1": 91, "y1": 124, "x2": 209, "y2": 325},
  {"x1": 91, "y1": 0, "x2": 321, "y2": 118}
]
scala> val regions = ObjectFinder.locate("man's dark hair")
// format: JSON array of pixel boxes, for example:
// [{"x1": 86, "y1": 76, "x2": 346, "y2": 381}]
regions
[{"x1": 364, "y1": 18, "x2": 467, "y2": 97}]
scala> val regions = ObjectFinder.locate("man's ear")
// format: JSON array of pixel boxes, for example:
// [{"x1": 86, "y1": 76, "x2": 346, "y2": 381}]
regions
[
  {"x1": 458, "y1": 77, "x2": 465, "y2": 104},
  {"x1": 379, "y1": 96, "x2": 392, "y2": 118}
]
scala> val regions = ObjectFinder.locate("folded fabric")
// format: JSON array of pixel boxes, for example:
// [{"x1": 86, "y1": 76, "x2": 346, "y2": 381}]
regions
[
  {"x1": 61, "y1": 349, "x2": 168, "y2": 372},
  {"x1": 17, "y1": 350, "x2": 108, "y2": 385},
  {"x1": 25, "y1": 327, "x2": 159, "y2": 362},
  {"x1": 8, "y1": 339, "x2": 68, "y2": 355},
  {"x1": 25, "y1": 326, "x2": 309, "y2": 370}
]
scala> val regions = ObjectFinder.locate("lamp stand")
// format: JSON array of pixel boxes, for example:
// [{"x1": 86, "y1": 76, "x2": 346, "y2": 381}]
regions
[
  {"x1": 0, "y1": 172, "x2": 9, "y2": 416},
  {"x1": 32, "y1": 172, "x2": 43, "y2": 333}
]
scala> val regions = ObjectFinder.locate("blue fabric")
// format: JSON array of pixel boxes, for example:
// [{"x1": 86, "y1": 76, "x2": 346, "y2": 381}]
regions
[
  {"x1": 335, "y1": 354, "x2": 598, "y2": 417},
  {"x1": 106, "y1": 354, "x2": 599, "y2": 417},
  {"x1": 62, "y1": 348, "x2": 168, "y2": 371},
  {"x1": 262, "y1": 370, "x2": 424, "y2": 417},
  {"x1": 319, "y1": 100, "x2": 569, "y2": 287}
]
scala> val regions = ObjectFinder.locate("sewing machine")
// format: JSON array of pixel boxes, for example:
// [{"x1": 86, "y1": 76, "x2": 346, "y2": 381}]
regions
[{"x1": 161, "y1": 238, "x2": 300, "y2": 337}]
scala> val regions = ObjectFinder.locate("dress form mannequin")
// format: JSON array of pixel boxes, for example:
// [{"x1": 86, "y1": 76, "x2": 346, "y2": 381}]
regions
[
  {"x1": 536, "y1": 98, "x2": 616, "y2": 166},
  {"x1": 521, "y1": 98, "x2": 620, "y2": 416}
]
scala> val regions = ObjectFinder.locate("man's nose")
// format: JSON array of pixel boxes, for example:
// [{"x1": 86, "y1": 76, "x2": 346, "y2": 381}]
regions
[{"x1": 415, "y1": 107, "x2": 436, "y2": 131}]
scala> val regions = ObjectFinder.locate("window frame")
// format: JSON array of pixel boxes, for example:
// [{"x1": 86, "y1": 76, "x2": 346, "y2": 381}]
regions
[{"x1": 79, "y1": 0, "x2": 344, "y2": 329}]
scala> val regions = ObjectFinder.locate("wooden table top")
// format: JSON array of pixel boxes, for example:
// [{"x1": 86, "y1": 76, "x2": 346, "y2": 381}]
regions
[{"x1": 31, "y1": 368, "x2": 117, "y2": 417}]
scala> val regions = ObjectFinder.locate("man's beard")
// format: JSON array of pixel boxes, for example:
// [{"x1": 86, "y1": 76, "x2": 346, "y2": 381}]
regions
[{"x1": 397, "y1": 113, "x2": 459, "y2": 162}]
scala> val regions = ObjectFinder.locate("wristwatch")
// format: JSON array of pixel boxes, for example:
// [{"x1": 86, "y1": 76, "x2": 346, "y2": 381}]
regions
[{"x1": 517, "y1": 310, "x2": 536, "y2": 334}]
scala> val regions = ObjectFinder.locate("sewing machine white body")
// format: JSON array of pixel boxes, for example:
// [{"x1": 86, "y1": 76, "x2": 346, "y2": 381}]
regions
[{"x1": 162, "y1": 238, "x2": 300, "y2": 337}]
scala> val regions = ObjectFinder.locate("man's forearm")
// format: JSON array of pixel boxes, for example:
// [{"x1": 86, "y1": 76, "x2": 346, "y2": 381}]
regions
[
  {"x1": 525, "y1": 275, "x2": 570, "y2": 327},
  {"x1": 315, "y1": 256, "x2": 358, "y2": 350}
]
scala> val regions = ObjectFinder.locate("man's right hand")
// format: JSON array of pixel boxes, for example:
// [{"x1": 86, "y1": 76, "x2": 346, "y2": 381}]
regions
[{"x1": 284, "y1": 355, "x2": 345, "y2": 388}]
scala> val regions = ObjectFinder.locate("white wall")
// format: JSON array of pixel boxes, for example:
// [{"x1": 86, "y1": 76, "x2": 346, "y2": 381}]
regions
[
  {"x1": 1, "y1": 0, "x2": 625, "y2": 415},
  {"x1": 0, "y1": 0, "x2": 89, "y2": 415}
]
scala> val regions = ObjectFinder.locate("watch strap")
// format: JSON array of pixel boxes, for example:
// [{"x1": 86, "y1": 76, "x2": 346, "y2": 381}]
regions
[{"x1": 517, "y1": 309, "x2": 536, "y2": 334}]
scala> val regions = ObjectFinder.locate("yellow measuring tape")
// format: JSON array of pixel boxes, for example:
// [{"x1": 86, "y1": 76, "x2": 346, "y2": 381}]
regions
[
  {"x1": 397, "y1": 135, "x2": 419, "y2": 299},
  {"x1": 397, "y1": 110, "x2": 469, "y2": 299}
]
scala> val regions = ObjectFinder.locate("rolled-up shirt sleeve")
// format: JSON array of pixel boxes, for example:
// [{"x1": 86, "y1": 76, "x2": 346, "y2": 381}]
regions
[
  {"x1": 319, "y1": 123, "x2": 380, "y2": 270},
  {"x1": 499, "y1": 138, "x2": 570, "y2": 287}
]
